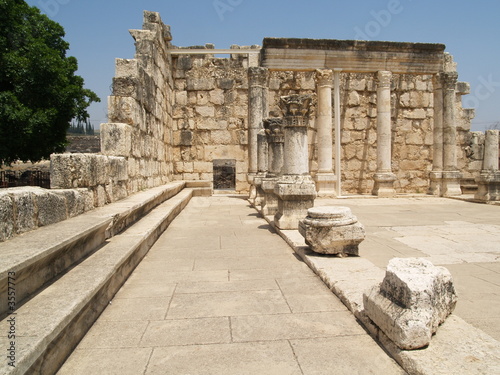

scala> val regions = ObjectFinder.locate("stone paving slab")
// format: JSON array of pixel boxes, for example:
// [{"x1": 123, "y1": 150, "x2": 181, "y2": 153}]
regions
[{"x1": 57, "y1": 196, "x2": 405, "y2": 375}]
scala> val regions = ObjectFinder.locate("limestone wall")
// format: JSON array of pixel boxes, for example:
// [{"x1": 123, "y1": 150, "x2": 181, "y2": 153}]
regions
[
  {"x1": 171, "y1": 49, "x2": 253, "y2": 193},
  {"x1": 99, "y1": 11, "x2": 174, "y2": 194},
  {"x1": 0, "y1": 187, "x2": 94, "y2": 242},
  {"x1": 267, "y1": 71, "x2": 473, "y2": 194}
]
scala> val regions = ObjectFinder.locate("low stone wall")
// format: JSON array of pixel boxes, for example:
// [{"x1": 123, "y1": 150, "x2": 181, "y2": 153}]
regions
[
  {"x1": 50, "y1": 153, "x2": 129, "y2": 206},
  {"x1": 0, "y1": 186, "x2": 95, "y2": 242}
]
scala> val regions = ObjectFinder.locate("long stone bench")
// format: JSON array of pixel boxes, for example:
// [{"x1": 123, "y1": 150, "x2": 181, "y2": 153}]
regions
[
  {"x1": 0, "y1": 183, "x2": 203, "y2": 374},
  {"x1": 0, "y1": 181, "x2": 189, "y2": 319}
]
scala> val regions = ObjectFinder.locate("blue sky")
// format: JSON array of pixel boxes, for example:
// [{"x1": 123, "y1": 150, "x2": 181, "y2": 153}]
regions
[{"x1": 26, "y1": 0, "x2": 500, "y2": 132}]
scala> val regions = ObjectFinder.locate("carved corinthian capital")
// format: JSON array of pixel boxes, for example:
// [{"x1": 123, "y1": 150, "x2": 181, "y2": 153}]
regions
[
  {"x1": 279, "y1": 94, "x2": 314, "y2": 117},
  {"x1": 248, "y1": 67, "x2": 269, "y2": 87},
  {"x1": 440, "y1": 72, "x2": 458, "y2": 91},
  {"x1": 377, "y1": 71, "x2": 392, "y2": 88},
  {"x1": 315, "y1": 69, "x2": 334, "y2": 87},
  {"x1": 264, "y1": 118, "x2": 284, "y2": 143}
]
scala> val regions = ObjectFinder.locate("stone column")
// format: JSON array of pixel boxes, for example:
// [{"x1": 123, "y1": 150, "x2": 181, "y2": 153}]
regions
[
  {"x1": 475, "y1": 129, "x2": 500, "y2": 202},
  {"x1": 274, "y1": 94, "x2": 317, "y2": 230},
  {"x1": 372, "y1": 71, "x2": 397, "y2": 197},
  {"x1": 314, "y1": 69, "x2": 336, "y2": 196},
  {"x1": 252, "y1": 129, "x2": 268, "y2": 207},
  {"x1": 429, "y1": 75, "x2": 444, "y2": 195},
  {"x1": 441, "y1": 72, "x2": 462, "y2": 196},
  {"x1": 248, "y1": 67, "x2": 269, "y2": 199},
  {"x1": 261, "y1": 118, "x2": 284, "y2": 216}
]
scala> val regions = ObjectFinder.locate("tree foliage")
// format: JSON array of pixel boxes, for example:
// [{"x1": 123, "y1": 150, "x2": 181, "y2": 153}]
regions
[{"x1": 0, "y1": 0, "x2": 100, "y2": 165}]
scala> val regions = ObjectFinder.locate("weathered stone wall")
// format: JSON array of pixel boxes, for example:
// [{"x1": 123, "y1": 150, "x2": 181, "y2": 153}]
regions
[
  {"x1": 50, "y1": 153, "x2": 129, "y2": 206},
  {"x1": 100, "y1": 11, "x2": 174, "y2": 193},
  {"x1": 0, "y1": 187, "x2": 95, "y2": 242},
  {"x1": 266, "y1": 71, "x2": 474, "y2": 194},
  {"x1": 171, "y1": 49, "x2": 253, "y2": 192}
]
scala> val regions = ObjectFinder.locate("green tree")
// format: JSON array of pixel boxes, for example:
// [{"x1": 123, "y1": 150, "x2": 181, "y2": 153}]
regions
[{"x1": 0, "y1": 0, "x2": 100, "y2": 165}]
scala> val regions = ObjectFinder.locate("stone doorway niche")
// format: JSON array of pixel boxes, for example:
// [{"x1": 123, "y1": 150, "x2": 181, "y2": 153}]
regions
[{"x1": 213, "y1": 159, "x2": 236, "y2": 190}]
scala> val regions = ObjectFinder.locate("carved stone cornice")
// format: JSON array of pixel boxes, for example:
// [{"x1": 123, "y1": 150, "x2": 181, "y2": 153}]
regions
[
  {"x1": 315, "y1": 69, "x2": 334, "y2": 87},
  {"x1": 377, "y1": 71, "x2": 392, "y2": 88},
  {"x1": 279, "y1": 94, "x2": 314, "y2": 118},
  {"x1": 439, "y1": 72, "x2": 459, "y2": 91},
  {"x1": 248, "y1": 67, "x2": 269, "y2": 87}
]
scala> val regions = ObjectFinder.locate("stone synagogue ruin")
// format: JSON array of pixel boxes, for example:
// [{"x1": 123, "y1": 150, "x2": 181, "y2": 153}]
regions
[{"x1": 51, "y1": 11, "x2": 499, "y2": 208}]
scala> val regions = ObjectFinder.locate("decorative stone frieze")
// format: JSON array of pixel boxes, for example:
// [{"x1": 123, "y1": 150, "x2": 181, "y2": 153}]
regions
[
  {"x1": 364, "y1": 258, "x2": 458, "y2": 350},
  {"x1": 299, "y1": 206, "x2": 365, "y2": 256}
]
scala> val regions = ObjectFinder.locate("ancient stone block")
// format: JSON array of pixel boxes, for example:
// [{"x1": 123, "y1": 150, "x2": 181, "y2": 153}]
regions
[
  {"x1": 12, "y1": 188, "x2": 37, "y2": 233},
  {"x1": 34, "y1": 190, "x2": 68, "y2": 227},
  {"x1": 0, "y1": 193, "x2": 14, "y2": 241},
  {"x1": 195, "y1": 106, "x2": 216, "y2": 117},
  {"x1": 299, "y1": 206, "x2": 365, "y2": 256},
  {"x1": 101, "y1": 123, "x2": 133, "y2": 157},
  {"x1": 175, "y1": 91, "x2": 188, "y2": 106},
  {"x1": 364, "y1": 258, "x2": 457, "y2": 350},
  {"x1": 210, "y1": 89, "x2": 225, "y2": 105},
  {"x1": 187, "y1": 78, "x2": 216, "y2": 91}
]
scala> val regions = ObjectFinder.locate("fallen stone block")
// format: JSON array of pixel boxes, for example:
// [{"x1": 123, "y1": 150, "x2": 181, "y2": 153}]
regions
[
  {"x1": 363, "y1": 257, "x2": 457, "y2": 350},
  {"x1": 299, "y1": 206, "x2": 365, "y2": 256}
]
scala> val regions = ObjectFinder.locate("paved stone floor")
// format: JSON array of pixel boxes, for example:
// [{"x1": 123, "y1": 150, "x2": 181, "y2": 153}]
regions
[
  {"x1": 317, "y1": 196, "x2": 500, "y2": 341},
  {"x1": 57, "y1": 196, "x2": 405, "y2": 375}
]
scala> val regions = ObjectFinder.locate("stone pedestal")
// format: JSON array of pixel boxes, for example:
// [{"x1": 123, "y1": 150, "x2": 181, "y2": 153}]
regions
[
  {"x1": 261, "y1": 177, "x2": 279, "y2": 216},
  {"x1": 475, "y1": 129, "x2": 500, "y2": 202},
  {"x1": 364, "y1": 258, "x2": 457, "y2": 350},
  {"x1": 253, "y1": 129, "x2": 269, "y2": 208},
  {"x1": 315, "y1": 70, "x2": 337, "y2": 197},
  {"x1": 299, "y1": 206, "x2": 365, "y2": 257},
  {"x1": 315, "y1": 173, "x2": 337, "y2": 197},
  {"x1": 261, "y1": 118, "x2": 284, "y2": 216},
  {"x1": 373, "y1": 71, "x2": 396, "y2": 197},
  {"x1": 274, "y1": 175, "x2": 317, "y2": 230},
  {"x1": 373, "y1": 172, "x2": 397, "y2": 198},
  {"x1": 274, "y1": 94, "x2": 316, "y2": 230}
]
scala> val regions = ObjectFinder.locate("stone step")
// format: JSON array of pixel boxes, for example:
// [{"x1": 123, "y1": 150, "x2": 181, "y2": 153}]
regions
[
  {"x1": 0, "y1": 187, "x2": 194, "y2": 375},
  {"x1": 0, "y1": 181, "x2": 186, "y2": 319}
]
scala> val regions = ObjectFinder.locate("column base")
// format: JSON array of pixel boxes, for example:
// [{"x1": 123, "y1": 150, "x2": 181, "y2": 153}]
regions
[
  {"x1": 315, "y1": 172, "x2": 337, "y2": 197},
  {"x1": 253, "y1": 174, "x2": 266, "y2": 208},
  {"x1": 428, "y1": 171, "x2": 442, "y2": 196},
  {"x1": 372, "y1": 172, "x2": 397, "y2": 198},
  {"x1": 274, "y1": 175, "x2": 317, "y2": 230},
  {"x1": 475, "y1": 171, "x2": 500, "y2": 202},
  {"x1": 261, "y1": 177, "x2": 279, "y2": 216},
  {"x1": 441, "y1": 171, "x2": 462, "y2": 197},
  {"x1": 247, "y1": 173, "x2": 257, "y2": 202}
]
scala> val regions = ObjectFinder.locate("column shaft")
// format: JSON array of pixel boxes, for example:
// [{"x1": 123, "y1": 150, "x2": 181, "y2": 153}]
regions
[
  {"x1": 248, "y1": 67, "x2": 269, "y2": 174},
  {"x1": 440, "y1": 72, "x2": 462, "y2": 196},
  {"x1": 377, "y1": 71, "x2": 392, "y2": 173},
  {"x1": 373, "y1": 71, "x2": 396, "y2": 197},
  {"x1": 316, "y1": 70, "x2": 334, "y2": 173}
]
